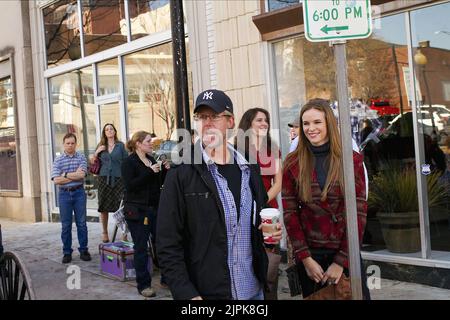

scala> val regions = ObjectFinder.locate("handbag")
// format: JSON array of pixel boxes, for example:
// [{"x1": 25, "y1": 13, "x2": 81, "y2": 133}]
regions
[
  {"x1": 89, "y1": 156, "x2": 101, "y2": 175},
  {"x1": 304, "y1": 275, "x2": 352, "y2": 300},
  {"x1": 285, "y1": 263, "x2": 302, "y2": 297}
]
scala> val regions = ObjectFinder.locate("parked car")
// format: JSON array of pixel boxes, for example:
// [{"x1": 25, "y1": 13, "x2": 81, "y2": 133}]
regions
[
  {"x1": 387, "y1": 111, "x2": 445, "y2": 136},
  {"x1": 418, "y1": 104, "x2": 450, "y2": 122},
  {"x1": 368, "y1": 99, "x2": 400, "y2": 116},
  {"x1": 154, "y1": 140, "x2": 178, "y2": 163}
]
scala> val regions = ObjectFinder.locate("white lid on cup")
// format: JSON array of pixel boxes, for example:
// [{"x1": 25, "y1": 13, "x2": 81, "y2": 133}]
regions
[{"x1": 259, "y1": 208, "x2": 280, "y2": 219}]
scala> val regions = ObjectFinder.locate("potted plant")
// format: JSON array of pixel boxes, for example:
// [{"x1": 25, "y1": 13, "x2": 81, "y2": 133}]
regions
[{"x1": 369, "y1": 162, "x2": 448, "y2": 253}]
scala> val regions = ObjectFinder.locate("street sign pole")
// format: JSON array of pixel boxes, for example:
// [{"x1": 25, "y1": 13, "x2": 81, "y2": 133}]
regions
[{"x1": 333, "y1": 40, "x2": 363, "y2": 300}]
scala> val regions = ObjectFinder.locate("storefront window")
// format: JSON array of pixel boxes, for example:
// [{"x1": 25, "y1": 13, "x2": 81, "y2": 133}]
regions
[
  {"x1": 124, "y1": 43, "x2": 175, "y2": 148},
  {"x1": 50, "y1": 67, "x2": 98, "y2": 208},
  {"x1": 0, "y1": 76, "x2": 18, "y2": 191},
  {"x1": 128, "y1": 0, "x2": 171, "y2": 40},
  {"x1": 124, "y1": 41, "x2": 193, "y2": 159},
  {"x1": 345, "y1": 14, "x2": 415, "y2": 254},
  {"x1": 81, "y1": 0, "x2": 128, "y2": 56},
  {"x1": 44, "y1": 0, "x2": 81, "y2": 67},
  {"x1": 273, "y1": 37, "x2": 336, "y2": 158},
  {"x1": 99, "y1": 102, "x2": 121, "y2": 138},
  {"x1": 411, "y1": 1, "x2": 450, "y2": 253},
  {"x1": 267, "y1": 0, "x2": 301, "y2": 12},
  {"x1": 97, "y1": 58, "x2": 120, "y2": 95}
]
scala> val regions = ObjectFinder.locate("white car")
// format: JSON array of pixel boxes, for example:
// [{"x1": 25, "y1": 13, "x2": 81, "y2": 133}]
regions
[
  {"x1": 388, "y1": 111, "x2": 446, "y2": 135},
  {"x1": 418, "y1": 104, "x2": 450, "y2": 117}
]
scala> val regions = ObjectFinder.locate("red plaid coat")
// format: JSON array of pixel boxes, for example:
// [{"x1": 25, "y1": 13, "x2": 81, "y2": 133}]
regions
[{"x1": 282, "y1": 151, "x2": 367, "y2": 269}]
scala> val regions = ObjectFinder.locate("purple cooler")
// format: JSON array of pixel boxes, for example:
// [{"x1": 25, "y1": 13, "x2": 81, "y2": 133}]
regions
[{"x1": 99, "y1": 241, "x2": 152, "y2": 281}]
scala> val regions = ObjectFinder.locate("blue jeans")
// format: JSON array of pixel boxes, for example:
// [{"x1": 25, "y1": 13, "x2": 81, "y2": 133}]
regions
[{"x1": 59, "y1": 188, "x2": 88, "y2": 255}]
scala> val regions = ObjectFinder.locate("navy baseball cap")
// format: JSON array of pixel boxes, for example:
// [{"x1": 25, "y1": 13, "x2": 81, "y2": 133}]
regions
[{"x1": 194, "y1": 89, "x2": 233, "y2": 114}]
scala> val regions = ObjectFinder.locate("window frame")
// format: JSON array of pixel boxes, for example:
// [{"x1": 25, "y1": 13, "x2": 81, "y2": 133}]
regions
[{"x1": 0, "y1": 52, "x2": 22, "y2": 197}]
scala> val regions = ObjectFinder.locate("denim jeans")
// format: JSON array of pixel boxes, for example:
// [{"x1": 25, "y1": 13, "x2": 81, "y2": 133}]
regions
[
  {"x1": 126, "y1": 207, "x2": 157, "y2": 293},
  {"x1": 59, "y1": 188, "x2": 88, "y2": 255}
]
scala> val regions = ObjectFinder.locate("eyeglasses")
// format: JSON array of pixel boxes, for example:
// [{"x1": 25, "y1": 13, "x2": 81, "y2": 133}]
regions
[{"x1": 193, "y1": 114, "x2": 230, "y2": 122}]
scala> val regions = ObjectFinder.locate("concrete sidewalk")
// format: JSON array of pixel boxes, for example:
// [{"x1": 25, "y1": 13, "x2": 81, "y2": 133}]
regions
[{"x1": 1, "y1": 218, "x2": 449, "y2": 300}]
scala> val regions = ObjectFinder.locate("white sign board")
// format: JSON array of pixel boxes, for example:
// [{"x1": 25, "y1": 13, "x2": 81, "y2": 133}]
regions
[{"x1": 303, "y1": 0, "x2": 372, "y2": 42}]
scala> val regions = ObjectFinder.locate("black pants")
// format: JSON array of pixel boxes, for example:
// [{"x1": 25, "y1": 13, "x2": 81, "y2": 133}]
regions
[
  {"x1": 297, "y1": 248, "x2": 371, "y2": 300},
  {"x1": 126, "y1": 207, "x2": 157, "y2": 293}
]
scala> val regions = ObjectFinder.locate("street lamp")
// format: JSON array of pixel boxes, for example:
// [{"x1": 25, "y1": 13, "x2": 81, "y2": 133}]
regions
[{"x1": 414, "y1": 46, "x2": 437, "y2": 137}]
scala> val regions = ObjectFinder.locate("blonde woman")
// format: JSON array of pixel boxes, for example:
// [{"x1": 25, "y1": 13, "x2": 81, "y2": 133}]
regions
[{"x1": 121, "y1": 131, "x2": 170, "y2": 298}]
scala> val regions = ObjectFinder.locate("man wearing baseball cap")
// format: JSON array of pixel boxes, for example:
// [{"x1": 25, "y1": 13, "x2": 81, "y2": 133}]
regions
[
  {"x1": 288, "y1": 118, "x2": 300, "y2": 141},
  {"x1": 156, "y1": 89, "x2": 281, "y2": 300}
]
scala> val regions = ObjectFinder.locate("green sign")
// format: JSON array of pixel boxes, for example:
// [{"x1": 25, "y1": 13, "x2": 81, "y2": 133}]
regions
[{"x1": 303, "y1": 0, "x2": 372, "y2": 42}]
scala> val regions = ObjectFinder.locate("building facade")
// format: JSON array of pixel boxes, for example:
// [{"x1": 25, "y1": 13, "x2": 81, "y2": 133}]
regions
[{"x1": 1, "y1": 0, "x2": 450, "y2": 286}]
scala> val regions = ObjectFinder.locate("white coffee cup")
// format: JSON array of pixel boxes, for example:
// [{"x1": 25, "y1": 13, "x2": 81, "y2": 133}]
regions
[
  {"x1": 260, "y1": 208, "x2": 280, "y2": 244},
  {"x1": 156, "y1": 160, "x2": 163, "y2": 170}
]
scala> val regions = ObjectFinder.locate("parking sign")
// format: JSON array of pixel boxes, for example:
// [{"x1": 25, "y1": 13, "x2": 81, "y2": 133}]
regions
[{"x1": 303, "y1": 0, "x2": 372, "y2": 42}]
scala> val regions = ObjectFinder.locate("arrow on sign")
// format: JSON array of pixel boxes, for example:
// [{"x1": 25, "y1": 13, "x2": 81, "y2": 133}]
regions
[{"x1": 320, "y1": 25, "x2": 349, "y2": 34}]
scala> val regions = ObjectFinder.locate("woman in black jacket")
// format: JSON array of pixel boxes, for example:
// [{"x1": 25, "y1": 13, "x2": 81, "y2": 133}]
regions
[{"x1": 121, "y1": 131, "x2": 170, "y2": 298}]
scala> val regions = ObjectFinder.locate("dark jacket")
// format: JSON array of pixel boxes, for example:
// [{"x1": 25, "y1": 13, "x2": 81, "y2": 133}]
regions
[
  {"x1": 156, "y1": 143, "x2": 269, "y2": 300},
  {"x1": 121, "y1": 153, "x2": 166, "y2": 214}
]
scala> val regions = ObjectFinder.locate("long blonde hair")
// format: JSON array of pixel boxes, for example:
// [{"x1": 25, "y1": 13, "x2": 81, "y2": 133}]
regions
[{"x1": 283, "y1": 99, "x2": 343, "y2": 202}]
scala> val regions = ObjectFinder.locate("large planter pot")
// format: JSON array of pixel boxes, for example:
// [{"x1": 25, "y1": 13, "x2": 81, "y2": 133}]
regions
[{"x1": 377, "y1": 212, "x2": 421, "y2": 253}]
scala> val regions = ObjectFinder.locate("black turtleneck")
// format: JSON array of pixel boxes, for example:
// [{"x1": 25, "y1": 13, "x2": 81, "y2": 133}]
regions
[{"x1": 310, "y1": 142, "x2": 330, "y2": 191}]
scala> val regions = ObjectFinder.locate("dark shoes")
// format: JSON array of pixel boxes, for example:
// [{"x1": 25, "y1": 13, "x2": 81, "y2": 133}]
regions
[
  {"x1": 62, "y1": 254, "x2": 72, "y2": 264},
  {"x1": 80, "y1": 251, "x2": 92, "y2": 261},
  {"x1": 62, "y1": 251, "x2": 91, "y2": 263}
]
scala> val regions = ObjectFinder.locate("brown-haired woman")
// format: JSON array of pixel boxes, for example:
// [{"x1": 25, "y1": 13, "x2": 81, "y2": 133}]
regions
[
  {"x1": 92, "y1": 123, "x2": 128, "y2": 243},
  {"x1": 282, "y1": 98, "x2": 370, "y2": 299},
  {"x1": 121, "y1": 131, "x2": 170, "y2": 298},
  {"x1": 236, "y1": 107, "x2": 282, "y2": 300}
]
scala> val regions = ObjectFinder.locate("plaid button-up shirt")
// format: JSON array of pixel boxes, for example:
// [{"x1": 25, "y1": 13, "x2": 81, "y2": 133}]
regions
[
  {"x1": 202, "y1": 143, "x2": 261, "y2": 300},
  {"x1": 51, "y1": 151, "x2": 87, "y2": 188}
]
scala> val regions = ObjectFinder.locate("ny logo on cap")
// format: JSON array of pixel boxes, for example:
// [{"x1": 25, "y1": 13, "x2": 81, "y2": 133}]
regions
[{"x1": 203, "y1": 91, "x2": 213, "y2": 100}]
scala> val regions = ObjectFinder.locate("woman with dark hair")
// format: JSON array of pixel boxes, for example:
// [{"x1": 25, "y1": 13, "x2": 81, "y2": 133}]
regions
[
  {"x1": 121, "y1": 131, "x2": 170, "y2": 298},
  {"x1": 236, "y1": 107, "x2": 282, "y2": 300},
  {"x1": 282, "y1": 98, "x2": 370, "y2": 299},
  {"x1": 92, "y1": 123, "x2": 128, "y2": 243}
]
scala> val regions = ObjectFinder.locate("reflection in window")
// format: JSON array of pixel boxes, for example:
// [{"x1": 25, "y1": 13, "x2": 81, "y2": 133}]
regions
[
  {"x1": 44, "y1": 0, "x2": 81, "y2": 67},
  {"x1": 99, "y1": 102, "x2": 121, "y2": 138},
  {"x1": 97, "y1": 58, "x2": 119, "y2": 95},
  {"x1": 411, "y1": 1, "x2": 450, "y2": 253},
  {"x1": 273, "y1": 38, "x2": 335, "y2": 158},
  {"x1": 0, "y1": 77, "x2": 18, "y2": 191},
  {"x1": 344, "y1": 14, "x2": 415, "y2": 254},
  {"x1": 81, "y1": 0, "x2": 128, "y2": 56},
  {"x1": 50, "y1": 70, "x2": 98, "y2": 209},
  {"x1": 267, "y1": 0, "x2": 301, "y2": 12},
  {"x1": 128, "y1": 0, "x2": 171, "y2": 40},
  {"x1": 124, "y1": 43, "x2": 175, "y2": 141},
  {"x1": 50, "y1": 70, "x2": 95, "y2": 157}
]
